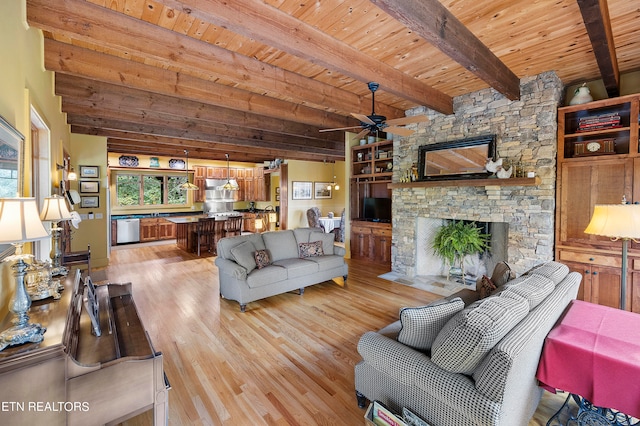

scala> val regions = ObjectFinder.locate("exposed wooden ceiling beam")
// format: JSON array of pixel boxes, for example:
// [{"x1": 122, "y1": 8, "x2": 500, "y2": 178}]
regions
[
  {"x1": 27, "y1": 0, "x2": 402, "y2": 120},
  {"x1": 370, "y1": 0, "x2": 521, "y2": 101},
  {"x1": 102, "y1": 137, "x2": 322, "y2": 163},
  {"x1": 70, "y1": 126, "x2": 298, "y2": 162},
  {"x1": 55, "y1": 75, "x2": 342, "y2": 144},
  {"x1": 43, "y1": 39, "x2": 354, "y2": 131},
  {"x1": 154, "y1": 0, "x2": 454, "y2": 114},
  {"x1": 577, "y1": 0, "x2": 620, "y2": 97},
  {"x1": 66, "y1": 112, "x2": 343, "y2": 158}
]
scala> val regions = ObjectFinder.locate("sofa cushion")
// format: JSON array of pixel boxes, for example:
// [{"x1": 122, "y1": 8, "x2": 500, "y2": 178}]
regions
[
  {"x1": 246, "y1": 265, "x2": 287, "y2": 288},
  {"x1": 299, "y1": 241, "x2": 324, "y2": 258},
  {"x1": 230, "y1": 241, "x2": 257, "y2": 273},
  {"x1": 500, "y1": 274, "x2": 555, "y2": 310},
  {"x1": 272, "y1": 258, "x2": 318, "y2": 279},
  {"x1": 293, "y1": 228, "x2": 324, "y2": 245},
  {"x1": 304, "y1": 254, "x2": 345, "y2": 272},
  {"x1": 262, "y1": 230, "x2": 299, "y2": 262},
  {"x1": 431, "y1": 295, "x2": 529, "y2": 374},
  {"x1": 254, "y1": 249, "x2": 271, "y2": 269},
  {"x1": 309, "y1": 232, "x2": 335, "y2": 255},
  {"x1": 397, "y1": 297, "x2": 465, "y2": 351},
  {"x1": 525, "y1": 261, "x2": 570, "y2": 285}
]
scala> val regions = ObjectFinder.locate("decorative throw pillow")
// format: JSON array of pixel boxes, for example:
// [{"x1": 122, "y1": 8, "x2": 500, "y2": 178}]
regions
[
  {"x1": 299, "y1": 241, "x2": 324, "y2": 258},
  {"x1": 230, "y1": 241, "x2": 257, "y2": 273},
  {"x1": 397, "y1": 297, "x2": 465, "y2": 351},
  {"x1": 478, "y1": 275, "x2": 496, "y2": 299},
  {"x1": 254, "y1": 249, "x2": 271, "y2": 269}
]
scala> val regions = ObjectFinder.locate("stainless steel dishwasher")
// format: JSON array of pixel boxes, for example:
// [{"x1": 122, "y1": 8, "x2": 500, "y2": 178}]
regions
[{"x1": 116, "y1": 218, "x2": 141, "y2": 244}]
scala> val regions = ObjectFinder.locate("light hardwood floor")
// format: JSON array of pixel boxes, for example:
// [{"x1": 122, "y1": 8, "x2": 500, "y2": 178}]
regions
[{"x1": 106, "y1": 241, "x2": 566, "y2": 425}]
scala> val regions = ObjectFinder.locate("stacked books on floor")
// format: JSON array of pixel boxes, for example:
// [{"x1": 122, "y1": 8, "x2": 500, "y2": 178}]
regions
[
  {"x1": 577, "y1": 112, "x2": 621, "y2": 132},
  {"x1": 365, "y1": 401, "x2": 431, "y2": 426}
]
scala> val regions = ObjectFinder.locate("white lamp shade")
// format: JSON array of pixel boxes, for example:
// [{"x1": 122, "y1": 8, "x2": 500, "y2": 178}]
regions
[
  {"x1": 584, "y1": 204, "x2": 640, "y2": 239},
  {"x1": 0, "y1": 198, "x2": 50, "y2": 244},
  {"x1": 40, "y1": 195, "x2": 73, "y2": 222}
]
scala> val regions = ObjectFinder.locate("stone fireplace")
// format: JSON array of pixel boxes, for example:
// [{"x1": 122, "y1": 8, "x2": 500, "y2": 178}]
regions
[{"x1": 391, "y1": 72, "x2": 563, "y2": 277}]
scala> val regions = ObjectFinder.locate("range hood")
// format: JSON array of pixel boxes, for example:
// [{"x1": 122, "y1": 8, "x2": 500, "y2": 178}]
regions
[{"x1": 205, "y1": 179, "x2": 240, "y2": 202}]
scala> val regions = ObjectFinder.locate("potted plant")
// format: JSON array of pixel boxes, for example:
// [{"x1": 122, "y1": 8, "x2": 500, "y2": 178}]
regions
[{"x1": 432, "y1": 219, "x2": 490, "y2": 281}]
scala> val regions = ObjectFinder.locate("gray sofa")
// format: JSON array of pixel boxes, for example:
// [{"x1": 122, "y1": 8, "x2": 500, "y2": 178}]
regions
[
  {"x1": 215, "y1": 228, "x2": 348, "y2": 312},
  {"x1": 355, "y1": 261, "x2": 581, "y2": 426}
]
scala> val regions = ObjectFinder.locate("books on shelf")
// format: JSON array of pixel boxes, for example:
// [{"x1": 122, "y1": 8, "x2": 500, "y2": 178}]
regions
[{"x1": 577, "y1": 112, "x2": 621, "y2": 132}]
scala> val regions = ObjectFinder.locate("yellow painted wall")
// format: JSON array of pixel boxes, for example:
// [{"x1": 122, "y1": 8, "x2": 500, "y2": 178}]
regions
[
  {"x1": 285, "y1": 160, "x2": 346, "y2": 229},
  {"x1": 70, "y1": 134, "x2": 108, "y2": 268},
  {"x1": 565, "y1": 70, "x2": 640, "y2": 105},
  {"x1": 0, "y1": 1, "x2": 71, "y2": 316}
]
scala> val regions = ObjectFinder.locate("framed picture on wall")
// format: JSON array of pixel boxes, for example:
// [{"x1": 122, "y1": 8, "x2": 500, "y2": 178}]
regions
[
  {"x1": 79, "y1": 180, "x2": 100, "y2": 193},
  {"x1": 79, "y1": 165, "x2": 100, "y2": 178},
  {"x1": 314, "y1": 182, "x2": 332, "y2": 199},
  {"x1": 80, "y1": 196, "x2": 99, "y2": 208},
  {"x1": 292, "y1": 181, "x2": 312, "y2": 200}
]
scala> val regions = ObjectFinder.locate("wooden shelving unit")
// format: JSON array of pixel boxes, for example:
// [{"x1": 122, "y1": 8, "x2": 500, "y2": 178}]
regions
[
  {"x1": 555, "y1": 93, "x2": 640, "y2": 312},
  {"x1": 350, "y1": 139, "x2": 393, "y2": 264}
]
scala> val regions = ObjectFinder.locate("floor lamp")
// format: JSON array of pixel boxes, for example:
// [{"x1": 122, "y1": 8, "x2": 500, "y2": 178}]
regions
[
  {"x1": 0, "y1": 198, "x2": 50, "y2": 350},
  {"x1": 584, "y1": 203, "x2": 640, "y2": 310}
]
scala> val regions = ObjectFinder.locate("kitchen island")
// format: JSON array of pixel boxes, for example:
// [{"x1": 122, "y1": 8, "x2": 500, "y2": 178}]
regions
[{"x1": 164, "y1": 215, "x2": 209, "y2": 252}]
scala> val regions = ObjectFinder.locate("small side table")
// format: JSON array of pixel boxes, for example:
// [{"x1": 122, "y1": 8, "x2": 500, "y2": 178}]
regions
[{"x1": 536, "y1": 300, "x2": 640, "y2": 425}]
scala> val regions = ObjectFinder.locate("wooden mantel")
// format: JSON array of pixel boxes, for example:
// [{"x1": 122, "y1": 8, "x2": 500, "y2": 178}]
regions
[{"x1": 388, "y1": 176, "x2": 540, "y2": 189}]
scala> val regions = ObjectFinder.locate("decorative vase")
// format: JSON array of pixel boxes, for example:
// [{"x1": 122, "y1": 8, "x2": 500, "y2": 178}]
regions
[{"x1": 570, "y1": 85, "x2": 593, "y2": 105}]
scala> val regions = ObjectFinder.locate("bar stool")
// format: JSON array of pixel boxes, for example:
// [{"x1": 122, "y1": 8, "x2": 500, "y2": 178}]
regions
[
  {"x1": 224, "y1": 215, "x2": 243, "y2": 237},
  {"x1": 192, "y1": 217, "x2": 216, "y2": 256},
  {"x1": 212, "y1": 219, "x2": 226, "y2": 255}
]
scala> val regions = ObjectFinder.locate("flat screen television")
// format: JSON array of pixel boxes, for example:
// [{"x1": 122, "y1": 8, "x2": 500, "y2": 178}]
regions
[{"x1": 363, "y1": 197, "x2": 391, "y2": 222}]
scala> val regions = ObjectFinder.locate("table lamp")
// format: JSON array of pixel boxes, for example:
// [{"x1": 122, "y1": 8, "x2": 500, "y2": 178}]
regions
[
  {"x1": 584, "y1": 202, "x2": 640, "y2": 310},
  {"x1": 0, "y1": 198, "x2": 50, "y2": 350},
  {"x1": 39, "y1": 194, "x2": 72, "y2": 271}
]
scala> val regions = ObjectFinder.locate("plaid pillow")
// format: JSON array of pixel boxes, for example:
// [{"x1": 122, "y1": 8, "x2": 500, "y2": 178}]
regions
[
  {"x1": 298, "y1": 241, "x2": 324, "y2": 258},
  {"x1": 254, "y1": 249, "x2": 271, "y2": 269},
  {"x1": 397, "y1": 297, "x2": 465, "y2": 351}
]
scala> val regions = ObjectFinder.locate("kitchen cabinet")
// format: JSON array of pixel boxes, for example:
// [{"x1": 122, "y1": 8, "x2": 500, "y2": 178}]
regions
[
  {"x1": 555, "y1": 94, "x2": 640, "y2": 311},
  {"x1": 140, "y1": 218, "x2": 176, "y2": 242},
  {"x1": 140, "y1": 218, "x2": 160, "y2": 242},
  {"x1": 193, "y1": 165, "x2": 269, "y2": 202},
  {"x1": 111, "y1": 219, "x2": 117, "y2": 246},
  {"x1": 253, "y1": 166, "x2": 270, "y2": 201}
]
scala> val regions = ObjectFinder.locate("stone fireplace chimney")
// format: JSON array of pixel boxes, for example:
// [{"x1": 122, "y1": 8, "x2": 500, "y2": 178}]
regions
[{"x1": 391, "y1": 72, "x2": 563, "y2": 277}]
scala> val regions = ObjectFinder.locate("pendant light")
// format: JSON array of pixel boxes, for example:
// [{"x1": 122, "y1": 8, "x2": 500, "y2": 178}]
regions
[
  {"x1": 325, "y1": 160, "x2": 340, "y2": 191},
  {"x1": 179, "y1": 149, "x2": 199, "y2": 190},
  {"x1": 222, "y1": 153, "x2": 239, "y2": 191}
]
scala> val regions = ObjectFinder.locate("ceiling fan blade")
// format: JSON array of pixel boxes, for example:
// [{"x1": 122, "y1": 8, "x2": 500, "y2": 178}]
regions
[
  {"x1": 385, "y1": 115, "x2": 429, "y2": 126},
  {"x1": 385, "y1": 126, "x2": 415, "y2": 136},
  {"x1": 351, "y1": 113, "x2": 376, "y2": 126},
  {"x1": 354, "y1": 128, "x2": 370, "y2": 139},
  {"x1": 319, "y1": 126, "x2": 363, "y2": 132}
]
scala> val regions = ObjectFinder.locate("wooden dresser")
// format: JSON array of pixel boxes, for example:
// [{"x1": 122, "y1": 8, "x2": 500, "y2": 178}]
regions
[{"x1": 0, "y1": 270, "x2": 169, "y2": 425}]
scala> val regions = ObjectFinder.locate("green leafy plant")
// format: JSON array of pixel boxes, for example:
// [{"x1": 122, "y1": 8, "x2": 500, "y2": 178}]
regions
[{"x1": 432, "y1": 220, "x2": 490, "y2": 279}]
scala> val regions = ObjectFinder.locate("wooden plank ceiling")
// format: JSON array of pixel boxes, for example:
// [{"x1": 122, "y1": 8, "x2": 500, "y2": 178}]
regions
[{"x1": 26, "y1": 0, "x2": 640, "y2": 163}]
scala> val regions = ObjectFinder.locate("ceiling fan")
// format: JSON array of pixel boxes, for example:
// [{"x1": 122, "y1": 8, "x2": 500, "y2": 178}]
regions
[{"x1": 320, "y1": 82, "x2": 428, "y2": 139}]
